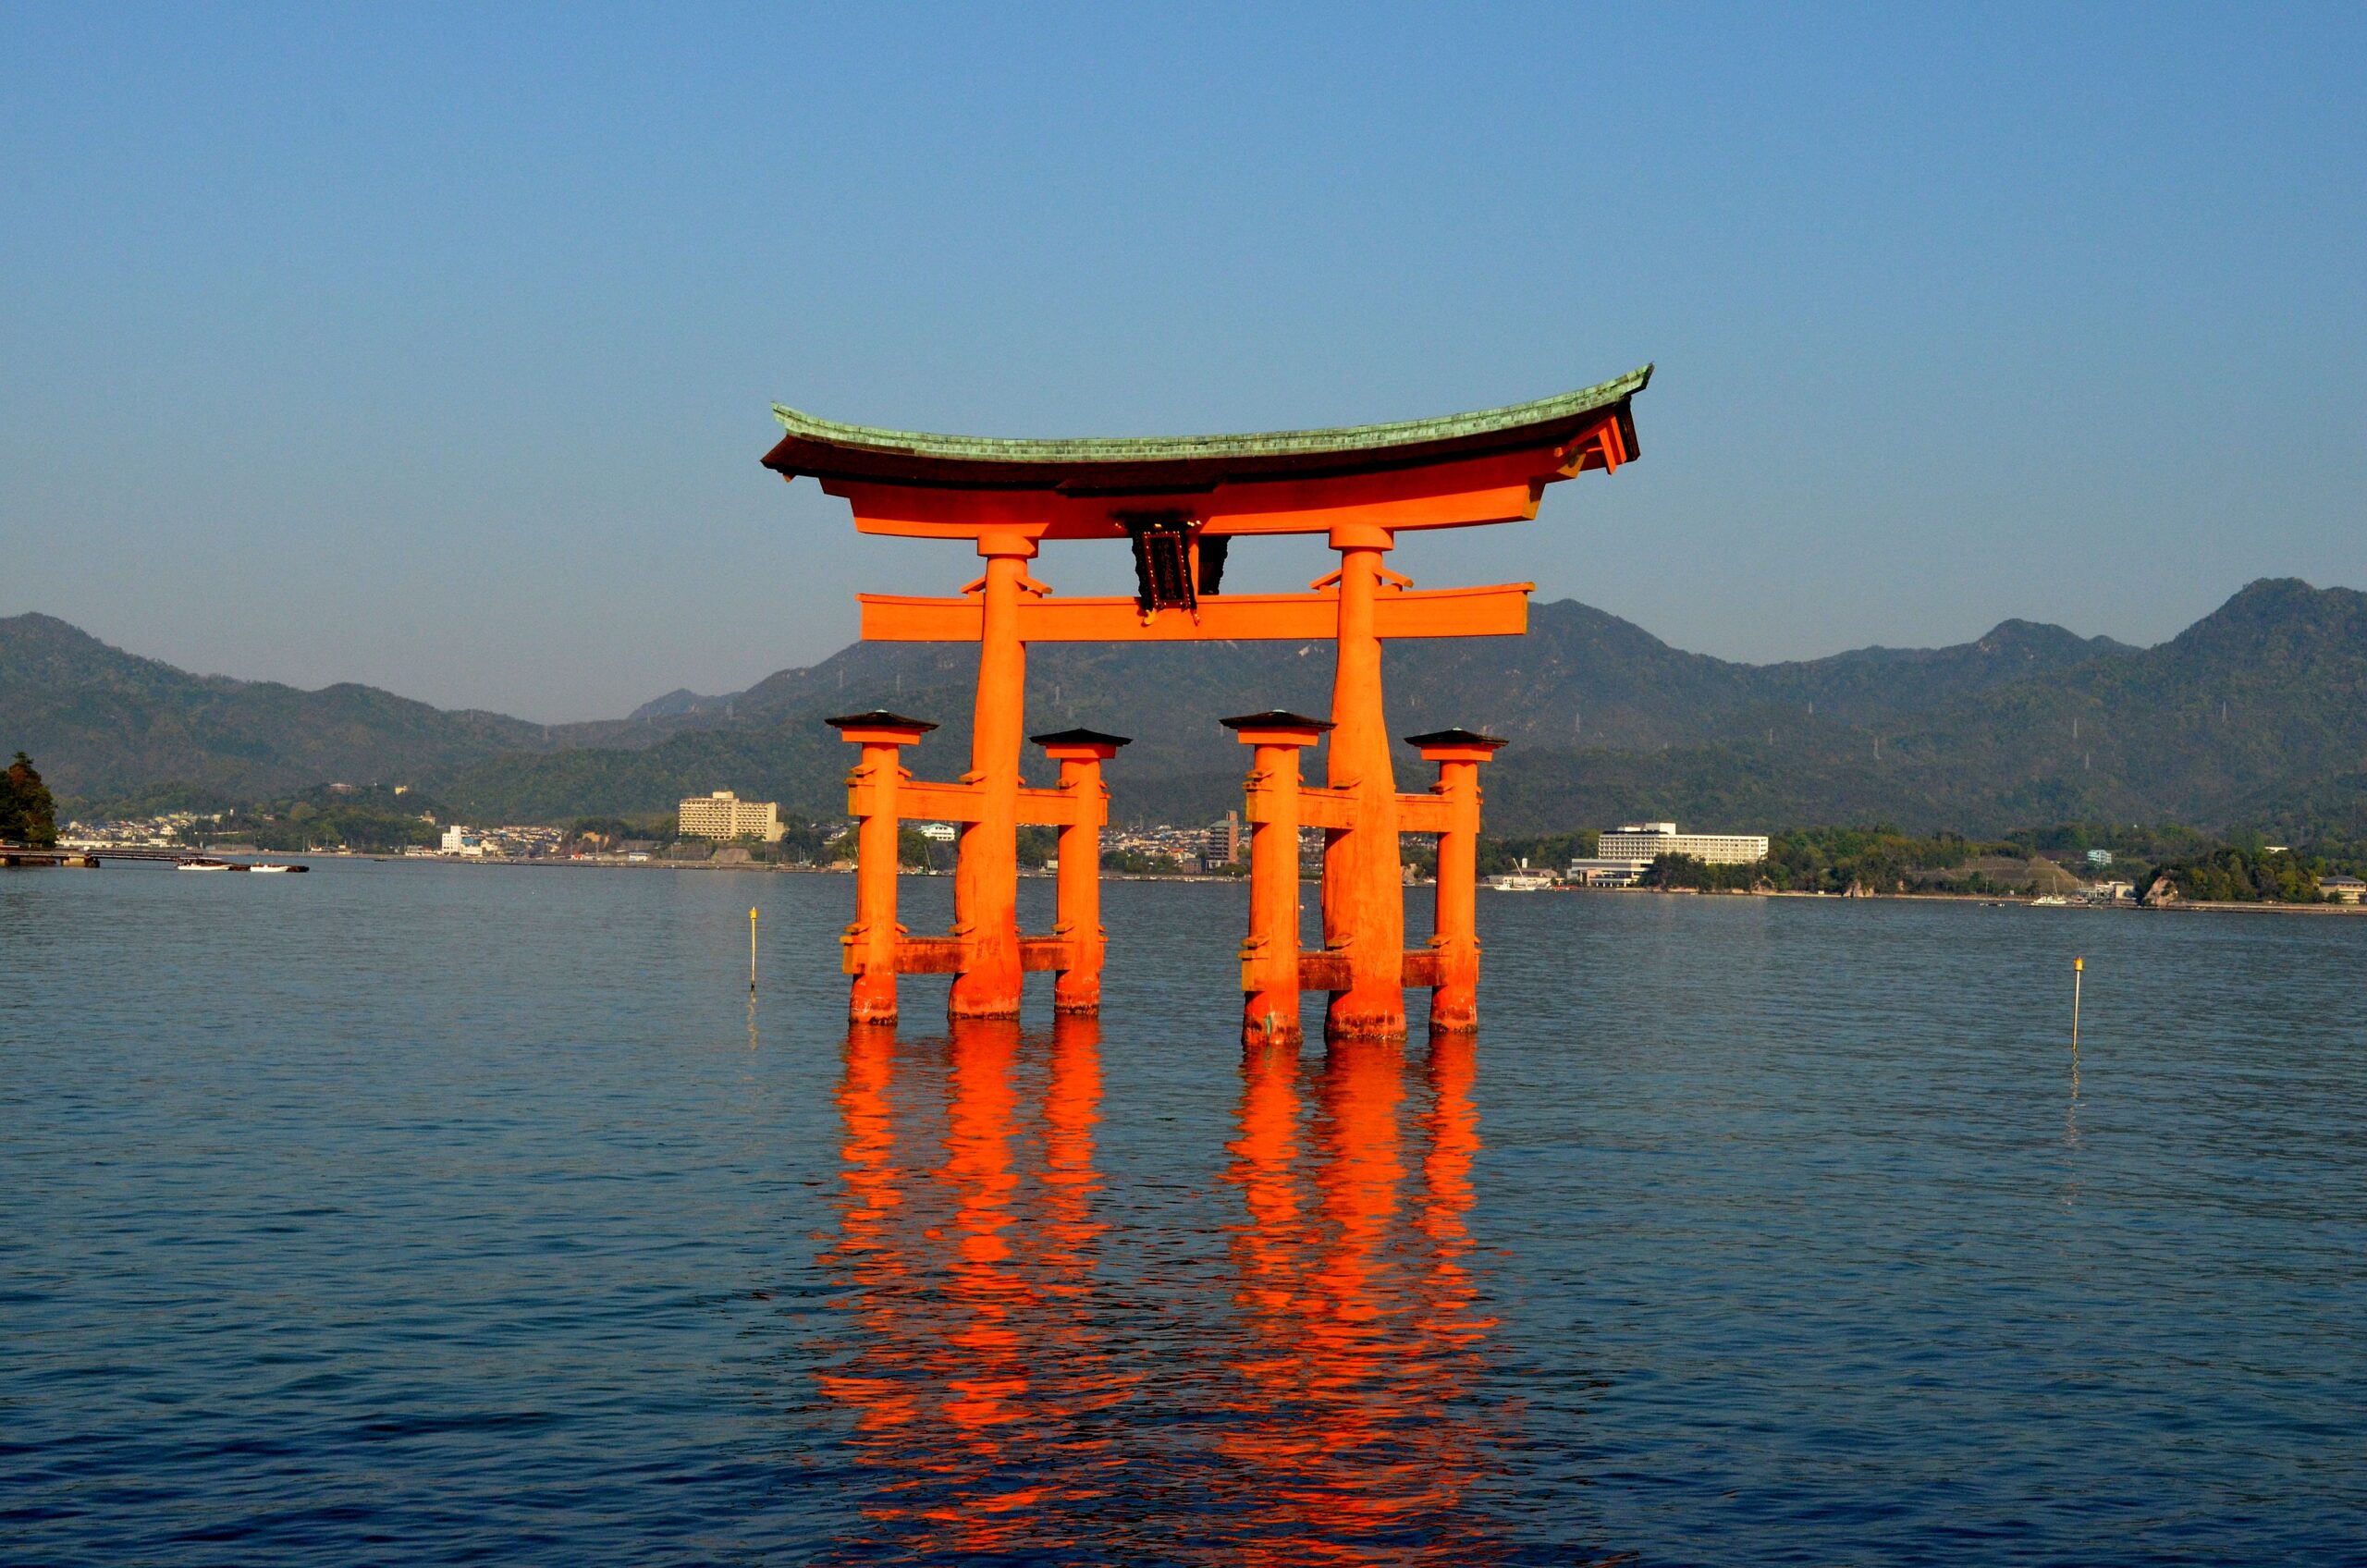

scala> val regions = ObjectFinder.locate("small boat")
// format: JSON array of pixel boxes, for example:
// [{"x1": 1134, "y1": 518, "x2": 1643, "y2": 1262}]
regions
[
  {"x1": 248, "y1": 864, "x2": 306, "y2": 873},
  {"x1": 178, "y1": 858, "x2": 234, "y2": 871},
  {"x1": 2031, "y1": 894, "x2": 2069, "y2": 907},
  {"x1": 1489, "y1": 858, "x2": 1556, "y2": 892}
]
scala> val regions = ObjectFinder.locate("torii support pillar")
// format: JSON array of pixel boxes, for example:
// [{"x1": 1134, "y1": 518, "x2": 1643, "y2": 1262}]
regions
[
  {"x1": 1321, "y1": 523, "x2": 1406, "y2": 1040},
  {"x1": 1405, "y1": 728, "x2": 1506, "y2": 1034},
  {"x1": 950, "y1": 530, "x2": 1040, "y2": 1021},
  {"x1": 1032, "y1": 728, "x2": 1130, "y2": 1015},
  {"x1": 828, "y1": 709, "x2": 939, "y2": 1024},
  {"x1": 1226, "y1": 710, "x2": 1331, "y2": 1048}
]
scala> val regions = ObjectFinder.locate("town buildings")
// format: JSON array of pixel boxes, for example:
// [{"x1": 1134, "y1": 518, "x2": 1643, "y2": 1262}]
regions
[{"x1": 676, "y1": 790, "x2": 785, "y2": 842}]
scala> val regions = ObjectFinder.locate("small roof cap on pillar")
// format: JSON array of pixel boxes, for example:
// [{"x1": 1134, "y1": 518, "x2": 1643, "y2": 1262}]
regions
[
  {"x1": 1404, "y1": 727, "x2": 1508, "y2": 760},
  {"x1": 1222, "y1": 708, "x2": 1334, "y2": 745},
  {"x1": 1029, "y1": 727, "x2": 1133, "y2": 749},
  {"x1": 1032, "y1": 726, "x2": 1132, "y2": 759},
  {"x1": 1403, "y1": 727, "x2": 1505, "y2": 749},
  {"x1": 1222, "y1": 708, "x2": 1334, "y2": 731},
  {"x1": 826, "y1": 709, "x2": 938, "y2": 741}
]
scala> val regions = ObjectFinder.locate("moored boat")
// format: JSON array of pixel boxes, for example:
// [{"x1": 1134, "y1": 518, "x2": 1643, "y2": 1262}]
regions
[{"x1": 1488, "y1": 858, "x2": 1556, "y2": 892}]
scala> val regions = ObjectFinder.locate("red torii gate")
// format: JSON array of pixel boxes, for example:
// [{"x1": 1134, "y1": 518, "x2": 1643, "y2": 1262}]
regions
[{"x1": 763, "y1": 366, "x2": 1649, "y2": 1042}]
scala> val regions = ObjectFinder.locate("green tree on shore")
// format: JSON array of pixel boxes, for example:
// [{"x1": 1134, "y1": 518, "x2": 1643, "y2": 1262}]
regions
[
  {"x1": 2138, "y1": 846, "x2": 2324, "y2": 903},
  {"x1": 1, "y1": 753, "x2": 59, "y2": 846}
]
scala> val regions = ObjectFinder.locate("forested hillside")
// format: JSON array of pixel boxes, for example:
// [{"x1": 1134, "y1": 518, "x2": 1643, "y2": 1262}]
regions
[
  {"x1": 424, "y1": 581, "x2": 2364, "y2": 834},
  {"x1": 12, "y1": 582, "x2": 2364, "y2": 839}
]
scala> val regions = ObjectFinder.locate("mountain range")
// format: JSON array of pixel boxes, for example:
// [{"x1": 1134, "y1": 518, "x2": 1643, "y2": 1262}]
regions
[{"x1": 6, "y1": 579, "x2": 2363, "y2": 838}]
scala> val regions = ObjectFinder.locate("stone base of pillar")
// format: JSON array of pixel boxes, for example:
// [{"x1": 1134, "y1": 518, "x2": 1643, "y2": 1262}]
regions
[
  {"x1": 947, "y1": 986, "x2": 1023, "y2": 1023},
  {"x1": 1426, "y1": 987, "x2": 1478, "y2": 1035},
  {"x1": 1323, "y1": 995, "x2": 1408, "y2": 1042},
  {"x1": 848, "y1": 972, "x2": 898, "y2": 1024},
  {"x1": 1242, "y1": 994, "x2": 1302, "y2": 1047}
]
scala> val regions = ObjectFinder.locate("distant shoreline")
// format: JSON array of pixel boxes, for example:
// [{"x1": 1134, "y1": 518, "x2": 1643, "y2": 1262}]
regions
[
  {"x1": 118, "y1": 850, "x2": 2367, "y2": 916},
  {"x1": 1586, "y1": 885, "x2": 2367, "y2": 916}
]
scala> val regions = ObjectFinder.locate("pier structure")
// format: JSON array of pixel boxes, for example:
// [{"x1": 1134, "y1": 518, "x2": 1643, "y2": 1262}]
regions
[{"x1": 770, "y1": 365, "x2": 1650, "y2": 1037}]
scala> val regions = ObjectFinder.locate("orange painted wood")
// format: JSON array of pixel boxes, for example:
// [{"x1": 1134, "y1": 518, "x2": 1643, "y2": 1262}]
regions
[
  {"x1": 1049, "y1": 755, "x2": 1107, "y2": 1013},
  {"x1": 1400, "y1": 949, "x2": 1444, "y2": 988},
  {"x1": 842, "y1": 740, "x2": 907, "y2": 1021},
  {"x1": 890, "y1": 937, "x2": 963, "y2": 974},
  {"x1": 869, "y1": 779, "x2": 1093, "y2": 827},
  {"x1": 821, "y1": 442, "x2": 1580, "y2": 542},
  {"x1": 1424, "y1": 755, "x2": 1486, "y2": 1032},
  {"x1": 1320, "y1": 543, "x2": 1406, "y2": 1039},
  {"x1": 858, "y1": 582, "x2": 1531, "y2": 644},
  {"x1": 949, "y1": 547, "x2": 1029, "y2": 1019},
  {"x1": 1296, "y1": 951, "x2": 1353, "y2": 991},
  {"x1": 1372, "y1": 586, "x2": 1530, "y2": 639},
  {"x1": 1393, "y1": 792, "x2": 1456, "y2": 835},
  {"x1": 875, "y1": 779, "x2": 982, "y2": 823},
  {"x1": 1019, "y1": 786, "x2": 1097, "y2": 827},
  {"x1": 1238, "y1": 734, "x2": 1315, "y2": 1047},
  {"x1": 1245, "y1": 785, "x2": 1356, "y2": 830},
  {"x1": 1020, "y1": 936, "x2": 1077, "y2": 973},
  {"x1": 886, "y1": 934, "x2": 1073, "y2": 974}
]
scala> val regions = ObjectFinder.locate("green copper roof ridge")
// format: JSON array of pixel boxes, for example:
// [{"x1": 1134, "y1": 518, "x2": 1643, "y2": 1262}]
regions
[{"x1": 771, "y1": 364, "x2": 1650, "y2": 463}]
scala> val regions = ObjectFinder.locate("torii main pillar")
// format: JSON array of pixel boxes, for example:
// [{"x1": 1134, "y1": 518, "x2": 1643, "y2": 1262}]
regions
[
  {"x1": 950, "y1": 531, "x2": 1035, "y2": 1019},
  {"x1": 1322, "y1": 522, "x2": 1406, "y2": 1037}
]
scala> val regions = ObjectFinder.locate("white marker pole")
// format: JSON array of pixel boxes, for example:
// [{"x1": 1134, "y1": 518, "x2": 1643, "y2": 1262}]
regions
[
  {"x1": 2071, "y1": 955, "x2": 2083, "y2": 1051},
  {"x1": 749, "y1": 907, "x2": 759, "y2": 995}
]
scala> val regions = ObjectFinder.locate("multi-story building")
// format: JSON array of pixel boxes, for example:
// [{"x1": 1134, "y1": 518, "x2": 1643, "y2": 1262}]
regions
[
  {"x1": 1202, "y1": 811, "x2": 1243, "y2": 868},
  {"x1": 1598, "y1": 822, "x2": 1770, "y2": 864},
  {"x1": 677, "y1": 790, "x2": 785, "y2": 843},
  {"x1": 1569, "y1": 821, "x2": 1771, "y2": 887}
]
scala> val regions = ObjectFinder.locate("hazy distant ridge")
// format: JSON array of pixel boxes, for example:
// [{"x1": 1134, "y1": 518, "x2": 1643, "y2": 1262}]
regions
[{"x1": 7, "y1": 581, "x2": 2361, "y2": 837}]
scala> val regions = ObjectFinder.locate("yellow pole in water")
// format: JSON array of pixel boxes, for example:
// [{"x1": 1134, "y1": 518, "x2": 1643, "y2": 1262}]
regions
[
  {"x1": 750, "y1": 907, "x2": 759, "y2": 994},
  {"x1": 2071, "y1": 955, "x2": 2083, "y2": 1050}
]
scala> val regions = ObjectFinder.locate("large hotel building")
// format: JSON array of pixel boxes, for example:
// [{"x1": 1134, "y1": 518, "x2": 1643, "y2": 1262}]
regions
[
  {"x1": 1568, "y1": 821, "x2": 1771, "y2": 887},
  {"x1": 677, "y1": 790, "x2": 785, "y2": 843}
]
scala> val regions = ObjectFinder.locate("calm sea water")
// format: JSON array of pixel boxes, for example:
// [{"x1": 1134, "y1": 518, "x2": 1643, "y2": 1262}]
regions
[{"x1": 4, "y1": 861, "x2": 2362, "y2": 1563}]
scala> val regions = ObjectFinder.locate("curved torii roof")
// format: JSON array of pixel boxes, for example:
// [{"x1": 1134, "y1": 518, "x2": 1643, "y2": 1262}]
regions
[{"x1": 764, "y1": 365, "x2": 1650, "y2": 494}]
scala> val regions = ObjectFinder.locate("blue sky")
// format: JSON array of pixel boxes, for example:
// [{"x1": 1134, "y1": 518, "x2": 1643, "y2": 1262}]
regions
[{"x1": 5, "y1": 5, "x2": 2361, "y2": 720}]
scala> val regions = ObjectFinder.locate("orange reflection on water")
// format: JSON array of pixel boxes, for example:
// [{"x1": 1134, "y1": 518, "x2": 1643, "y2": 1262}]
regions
[
  {"x1": 1206, "y1": 1036, "x2": 1501, "y2": 1563},
  {"x1": 1417, "y1": 1035, "x2": 1493, "y2": 1377},
  {"x1": 817, "y1": 1019, "x2": 1499, "y2": 1561},
  {"x1": 818, "y1": 1016, "x2": 1130, "y2": 1559},
  {"x1": 815, "y1": 1023, "x2": 917, "y2": 1439}
]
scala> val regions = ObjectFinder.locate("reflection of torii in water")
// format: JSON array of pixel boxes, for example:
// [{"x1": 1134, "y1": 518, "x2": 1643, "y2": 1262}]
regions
[
  {"x1": 771, "y1": 369, "x2": 1650, "y2": 1041},
  {"x1": 816, "y1": 1017, "x2": 1130, "y2": 1559},
  {"x1": 815, "y1": 1021, "x2": 1506, "y2": 1562},
  {"x1": 1208, "y1": 1036, "x2": 1502, "y2": 1562}
]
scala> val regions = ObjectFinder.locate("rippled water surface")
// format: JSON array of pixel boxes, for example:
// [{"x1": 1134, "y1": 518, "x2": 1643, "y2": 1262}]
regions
[{"x1": 5, "y1": 861, "x2": 2363, "y2": 1562}]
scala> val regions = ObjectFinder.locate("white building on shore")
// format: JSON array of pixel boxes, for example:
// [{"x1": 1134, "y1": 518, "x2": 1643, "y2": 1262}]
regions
[
  {"x1": 1569, "y1": 821, "x2": 1771, "y2": 887},
  {"x1": 677, "y1": 790, "x2": 785, "y2": 843}
]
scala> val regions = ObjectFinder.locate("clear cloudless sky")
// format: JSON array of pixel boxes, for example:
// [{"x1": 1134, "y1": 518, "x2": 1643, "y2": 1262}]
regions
[{"x1": 4, "y1": 4, "x2": 2362, "y2": 720}]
